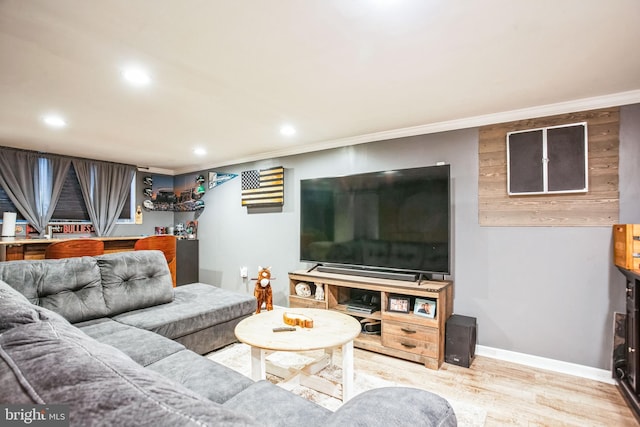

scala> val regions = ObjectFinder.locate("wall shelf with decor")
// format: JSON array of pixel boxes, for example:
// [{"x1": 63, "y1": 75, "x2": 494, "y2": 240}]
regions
[{"x1": 288, "y1": 269, "x2": 453, "y2": 370}]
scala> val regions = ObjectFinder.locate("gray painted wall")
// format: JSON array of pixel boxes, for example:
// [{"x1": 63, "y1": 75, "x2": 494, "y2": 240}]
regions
[{"x1": 113, "y1": 104, "x2": 640, "y2": 370}]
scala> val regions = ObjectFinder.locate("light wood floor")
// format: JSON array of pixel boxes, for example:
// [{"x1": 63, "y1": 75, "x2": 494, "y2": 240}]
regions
[{"x1": 353, "y1": 349, "x2": 638, "y2": 426}]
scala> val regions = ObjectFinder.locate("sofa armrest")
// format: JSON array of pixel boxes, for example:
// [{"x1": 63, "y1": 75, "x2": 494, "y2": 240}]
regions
[{"x1": 326, "y1": 387, "x2": 457, "y2": 427}]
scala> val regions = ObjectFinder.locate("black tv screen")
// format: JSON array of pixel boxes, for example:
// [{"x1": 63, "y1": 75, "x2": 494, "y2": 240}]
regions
[{"x1": 300, "y1": 164, "x2": 450, "y2": 275}]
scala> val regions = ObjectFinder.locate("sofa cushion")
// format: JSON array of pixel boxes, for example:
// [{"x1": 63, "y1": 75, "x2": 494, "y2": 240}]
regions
[
  {"x1": 172, "y1": 319, "x2": 246, "y2": 355},
  {"x1": 325, "y1": 387, "x2": 457, "y2": 427},
  {"x1": 0, "y1": 256, "x2": 108, "y2": 322},
  {"x1": 0, "y1": 291, "x2": 260, "y2": 426},
  {"x1": 76, "y1": 318, "x2": 185, "y2": 367},
  {"x1": 96, "y1": 250, "x2": 174, "y2": 315},
  {"x1": 223, "y1": 380, "x2": 331, "y2": 427},
  {"x1": 147, "y1": 349, "x2": 254, "y2": 404},
  {"x1": 112, "y1": 283, "x2": 256, "y2": 340},
  {"x1": 0, "y1": 279, "x2": 69, "y2": 333}
]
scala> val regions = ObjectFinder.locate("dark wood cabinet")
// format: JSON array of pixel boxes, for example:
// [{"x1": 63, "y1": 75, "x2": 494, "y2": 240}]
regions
[
  {"x1": 617, "y1": 268, "x2": 640, "y2": 419},
  {"x1": 627, "y1": 277, "x2": 638, "y2": 391},
  {"x1": 176, "y1": 239, "x2": 199, "y2": 286}
]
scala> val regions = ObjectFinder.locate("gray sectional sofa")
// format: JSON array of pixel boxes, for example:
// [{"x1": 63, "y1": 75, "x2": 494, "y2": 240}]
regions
[{"x1": 0, "y1": 250, "x2": 457, "y2": 426}]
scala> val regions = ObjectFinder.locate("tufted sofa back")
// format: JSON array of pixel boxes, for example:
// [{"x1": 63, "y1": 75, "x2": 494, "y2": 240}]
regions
[{"x1": 0, "y1": 250, "x2": 173, "y2": 323}]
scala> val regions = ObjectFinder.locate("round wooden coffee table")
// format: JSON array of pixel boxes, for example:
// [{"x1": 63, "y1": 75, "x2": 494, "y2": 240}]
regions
[{"x1": 234, "y1": 308, "x2": 361, "y2": 401}]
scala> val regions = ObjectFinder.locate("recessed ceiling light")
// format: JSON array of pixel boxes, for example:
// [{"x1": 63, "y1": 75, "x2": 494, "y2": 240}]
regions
[
  {"x1": 42, "y1": 114, "x2": 67, "y2": 128},
  {"x1": 193, "y1": 148, "x2": 206, "y2": 156},
  {"x1": 121, "y1": 66, "x2": 151, "y2": 87},
  {"x1": 280, "y1": 125, "x2": 296, "y2": 136}
]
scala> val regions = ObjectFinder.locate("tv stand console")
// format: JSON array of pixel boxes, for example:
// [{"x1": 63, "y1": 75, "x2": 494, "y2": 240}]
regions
[{"x1": 288, "y1": 269, "x2": 453, "y2": 369}]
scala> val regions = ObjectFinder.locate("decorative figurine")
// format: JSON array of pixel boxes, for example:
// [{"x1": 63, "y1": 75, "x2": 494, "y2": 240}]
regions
[
  {"x1": 253, "y1": 266, "x2": 274, "y2": 313},
  {"x1": 186, "y1": 220, "x2": 198, "y2": 239},
  {"x1": 192, "y1": 175, "x2": 206, "y2": 200},
  {"x1": 295, "y1": 282, "x2": 312, "y2": 297},
  {"x1": 315, "y1": 283, "x2": 324, "y2": 301}
]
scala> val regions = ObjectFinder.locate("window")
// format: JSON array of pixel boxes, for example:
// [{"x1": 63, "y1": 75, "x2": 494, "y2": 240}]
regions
[
  {"x1": 507, "y1": 122, "x2": 588, "y2": 195},
  {"x1": 120, "y1": 174, "x2": 135, "y2": 221},
  {"x1": 51, "y1": 165, "x2": 90, "y2": 221},
  {"x1": 0, "y1": 163, "x2": 135, "y2": 224},
  {"x1": 0, "y1": 187, "x2": 24, "y2": 220}
]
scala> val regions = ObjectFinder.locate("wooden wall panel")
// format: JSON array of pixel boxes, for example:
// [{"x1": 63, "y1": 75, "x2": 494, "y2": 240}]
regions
[{"x1": 478, "y1": 107, "x2": 619, "y2": 226}]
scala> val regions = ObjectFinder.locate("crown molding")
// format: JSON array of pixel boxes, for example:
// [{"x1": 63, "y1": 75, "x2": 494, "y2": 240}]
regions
[
  {"x1": 137, "y1": 166, "x2": 175, "y2": 176},
  {"x1": 177, "y1": 89, "x2": 640, "y2": 174}
]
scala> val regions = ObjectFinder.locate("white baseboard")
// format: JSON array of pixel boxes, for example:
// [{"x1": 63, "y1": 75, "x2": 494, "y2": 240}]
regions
[{"x1": 475, "y1": 345, "x2": 615, "y2": 385}]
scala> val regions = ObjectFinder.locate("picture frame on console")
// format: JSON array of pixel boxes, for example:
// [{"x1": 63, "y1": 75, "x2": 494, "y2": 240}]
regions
[
  {"x1": 414, "y1": 298, "x2": 436, "y2": 319},
  {"x1": 388, "y1": 295, "x2": 411, "y2": 313}
]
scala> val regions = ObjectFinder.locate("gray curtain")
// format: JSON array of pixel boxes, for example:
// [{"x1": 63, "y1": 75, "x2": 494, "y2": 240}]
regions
[
  {"x1": 0, "y1": 148, "x2": 71, "y2": 235},
  {"x1": 73, "y1": 159, "x2": 135, "y2": 236}
]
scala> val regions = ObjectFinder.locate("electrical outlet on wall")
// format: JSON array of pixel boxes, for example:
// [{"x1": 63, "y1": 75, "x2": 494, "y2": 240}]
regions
[{"x1": 240, "y1": 267, "x2": 248, "y2": 278}]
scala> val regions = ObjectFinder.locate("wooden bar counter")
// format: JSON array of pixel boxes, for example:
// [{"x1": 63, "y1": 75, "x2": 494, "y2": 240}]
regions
[{"x1": 0, "y1": 236, "x2": 144, "y2": 261}]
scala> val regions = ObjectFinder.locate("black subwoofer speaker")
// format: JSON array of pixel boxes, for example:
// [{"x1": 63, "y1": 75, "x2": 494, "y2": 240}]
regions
[{"x1": 445, "y1": 314, "x2": 477, "y2": 368}]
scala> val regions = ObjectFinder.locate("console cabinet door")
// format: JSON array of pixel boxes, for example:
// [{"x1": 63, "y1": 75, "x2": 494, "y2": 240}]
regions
[{"x1": 627, "y1": 278, "x2": 639, "y2": 392}]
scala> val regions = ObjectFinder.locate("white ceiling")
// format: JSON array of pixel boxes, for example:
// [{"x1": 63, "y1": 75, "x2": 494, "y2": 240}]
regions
[{"x1": 1, "y1": 0, "x2": 639, "y2": 175}]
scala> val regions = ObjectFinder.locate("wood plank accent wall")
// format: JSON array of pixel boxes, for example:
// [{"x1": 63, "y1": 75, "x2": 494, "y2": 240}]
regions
[{"x1": 478, "y1": 107, "x2": 619, "y2": 226}]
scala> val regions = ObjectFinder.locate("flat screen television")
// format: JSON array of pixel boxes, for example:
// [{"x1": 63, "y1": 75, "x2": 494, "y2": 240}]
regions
[{"x1": 300, "y1": 164, "x2": 450, "y2": 277}]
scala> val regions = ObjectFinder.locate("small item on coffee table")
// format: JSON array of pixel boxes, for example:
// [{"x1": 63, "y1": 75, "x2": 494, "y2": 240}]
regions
[
  {"x1": 272, "y1": 326, "x2": 296, "y2": 332},
  {"x1": 283, "y1": 312, "x2": 314, "y2": 328}
]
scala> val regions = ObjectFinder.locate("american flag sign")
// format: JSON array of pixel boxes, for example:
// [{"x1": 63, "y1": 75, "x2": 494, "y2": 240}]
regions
[{"x1": 241, "y1": 166, "x2": 284, "y2": 207}]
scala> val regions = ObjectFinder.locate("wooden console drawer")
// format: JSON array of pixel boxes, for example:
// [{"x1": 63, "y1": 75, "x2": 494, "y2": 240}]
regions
[
  {"x1": 289, "y1": 295, "x2": 326, "y2": 309},
  {"x1": 382, "y1": 319, "x2": 438, "y2": 357}
]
